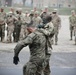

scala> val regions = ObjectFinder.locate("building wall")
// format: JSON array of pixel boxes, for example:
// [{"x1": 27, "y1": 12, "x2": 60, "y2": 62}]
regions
[
  {"x1": 49, "y1": 0, "x2": 76, "y2": 8},
  {"x1": 33, "y1": 0, "x2": 49, "y2": 8},
  {"x1": 0, "y1": 0, "x2": 5, "y2": 6},
  {"x1": 0, "y1": 0, "x2": 12, "y2": 7},
  {"x1": 33, "y1": 0, "x2": 76, "y2": 8},
  {"x1": 5, "y1": 0, "x2": 12, "y2": 6}
]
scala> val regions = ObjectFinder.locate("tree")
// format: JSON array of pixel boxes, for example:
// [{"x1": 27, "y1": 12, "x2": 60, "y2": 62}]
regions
[
  {"x1": 31, "y1": 0, "x2": 33, "y2": 7},
  {"x1": 22, "y1": 0, "x2": 26, "y2": 6}
]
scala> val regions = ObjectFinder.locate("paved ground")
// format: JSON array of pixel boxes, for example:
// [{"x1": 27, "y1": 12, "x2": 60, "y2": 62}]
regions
[{"x1": 0, "y1": 16, "x2": 76, "y2": 75}]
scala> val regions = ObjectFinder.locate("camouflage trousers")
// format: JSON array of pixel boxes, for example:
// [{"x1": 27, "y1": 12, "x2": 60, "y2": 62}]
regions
[
  {"x1": 13, "y1": 24, "x2": 21, "y2": 42},
  {"x1": 7, "y1": 25, "x2": 14, "y2": 43},
  {"x1": 20, "y1": 25, "x2": 28, "y2": 41},
  {"x1": 23, "y1": 58, "x2": 45, "y2": 75},
  {"x1": 74, "y1": 27, "x2": 76, "y2": 45},
  {"x1": 54, "y1": 31, "x2": 59, "y2": 45},
  {"x1": 0, "y1": 24, "x2": 5, "y2": 42},
  {"x1": 70, "y1": 26, "x2": 74, "y2": 40},
  {"x1": 43, "y1": 54, "x2": 51, "y2": 75},
  {"x1": 54, "y1": 27, "x2": 59, "y2": 45}
]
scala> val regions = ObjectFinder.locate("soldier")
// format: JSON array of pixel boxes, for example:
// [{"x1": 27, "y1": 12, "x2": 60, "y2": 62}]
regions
[
  {"x1": 13, "y1": 26, "x2": 47, "y2": 75},
  {"x1": 38, "y1": 15, "x2": 54, "y2": 75},
  {"x1": 13, "y1": 9, "x2": 19, "y2": 42},
  {"x1": 52, "y1": 9, "x2": 61, "y2": 45},
  {"x1": 28, "y1": 10, "x2": 34, "y2": 26},
  {"x1": 13, "y1": 8, "x2": 24, "y2": 42},
  {"x1": 6, "y1": 13, "x2": 17, "y2": 43},
  {"x1": 33, "y1": 7, "x2": 37, "y2": 12},
  {"x1": 6, "y1": 8, "x2": 17, "y2": 42},
  {"x1": 19, "y1": 11, "x2": 30, "y2": 40},
  {"x1": 0, "y1": 7, "x2": 6, "y2": 42},
  {"x1": 40, "y1": 6, "x2": 49, "y2": 24},
  {"x1": 8, "y1": 7, "x2": 16, "y2": 16},
  {"x1": 32, "y1": 11, "x2": 43, "y2": 27},
  {"x1": 69, "y1": 10, "x2": 76, "y2": 41}
]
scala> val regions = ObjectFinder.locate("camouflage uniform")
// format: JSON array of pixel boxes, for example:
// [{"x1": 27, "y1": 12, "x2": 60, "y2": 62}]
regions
[
  {"x1": 13, "y1": 13, "x2": 22, "y2": 42},
  {"x1": 7, "y1": 8, "x2": 17, "y2": 42},
  {"x1": 74, "y1": 22, "x2": 76, "y2": 45},
  {"x1": 52, "y1": 14, "x2": 61, "y2": 45},
  {"x1": 32, "y1": 16, "x2": 43, "y2": 27},
  {"x1": 32, "y1": 11, "x2": 43, "y2": 27},
  {"x1": 69, "y1": 14, "x2": 76, "y2": 40},
  {"x1": 14, "y1": 30, "x2": 46, "y2": 75},
  {"x1": 7, "y1": 11, "x2": 16, "y2": 17},
  {"x1": 40, "y1": 12, "x2": 49, "y2": 24},
  {"x1": 0, "y1": 9, "x2": 6, "y2": 42},
  {"x1": 69, "y1": 10, "x2": 76, "y2": 44},
  {"x1": 28, "y1": 10, "x2": 34, "y2": 27},
  {"x1": 38, "y1": 21, "x2": 54, "y2": 75},
  {"x1": 6, "y1": 14, "x2": 17, "y2": 43},
  {"x1": 19, "y1": 13, "x2": 30, "y2": 40}
]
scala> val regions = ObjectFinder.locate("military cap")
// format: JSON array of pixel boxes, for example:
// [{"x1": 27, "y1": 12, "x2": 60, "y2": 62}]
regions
[
  {"x1": 7, "y1": 12, "x2": 13, "y2": 17},
  {"x1": 53, "y1": 9, "x2": 58, "y2": 12},
  {"x1": 25, "y1": 11, "x2": 28, "y2": 14},
  {"x1": 71, "y1": 10, "x2": 75, "y2": 13},
  {"x1": 16, "y1": 8, "x2": 22, "y2": 11},
  {"x1": 30, "y1": 10, "x2": 34, "y2": 14},
  {"x1": 34, "y1": 11, "x2": 39, "y2": 14},
  {"x1": 44, "y1": 6, "x2": 48, "y2": 8}
]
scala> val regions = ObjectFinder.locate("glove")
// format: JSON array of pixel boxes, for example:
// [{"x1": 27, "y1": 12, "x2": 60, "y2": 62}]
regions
[
  {"x1": 13, "y1": 56, "x2": 19, "y2": 65},
  {"x1": 37, "y1": 24, "x2": 44, "y2": 28}
]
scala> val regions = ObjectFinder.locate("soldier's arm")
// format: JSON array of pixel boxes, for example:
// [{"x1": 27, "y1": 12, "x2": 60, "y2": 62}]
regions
[
  {"x1": 45, "y1": 22, "x2": 54, "y2": 35},
  {"x1": 69, "y1": 16, "x2": 71, "y2": 24},
  {"x1": 4, "y1": 13, "x2": 7, "y2": 23},
  {"x1": 39, "y1": 22, "x2": 54, "y2": 36},
  {"x1": 14, "y1": 33, "x2": 35, "y2": 57},
  {"x1": 57, "y1": 17, "x2": 61, "y2": 28},
  {"x1": 69, "y1": 16, "x2": 72, "y2": 29},
  {"x1": 39, "y1": 17, "x2": 43, "y2": 25}
]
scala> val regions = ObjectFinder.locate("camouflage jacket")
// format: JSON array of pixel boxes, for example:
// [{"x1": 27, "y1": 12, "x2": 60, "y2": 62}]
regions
[
  {"x1": 39, "y1": 22, "x2": 54, "y2": 36},
  {"x1": 69, "y1": 15, "x2": 76, "y2": 27},
  {"x1": 14, "y1": 30, "x2": 46, "y2": 60},
  {"x1": 32, "y1": 16, "x2": 43, "y2": 27},
  {"x1": 38, "y1": 22, "x2": 54, "y2": 54},
  {"x1": 52, "y1": 15, "x2": 61, "y2": 28},
  {"x1": 0, "y1": 12, "x2": 6, "y2": 25}
]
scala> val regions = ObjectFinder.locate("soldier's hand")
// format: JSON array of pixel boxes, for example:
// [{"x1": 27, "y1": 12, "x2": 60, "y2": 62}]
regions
[
  {"x1": 37, "y1": 24, "x2": 44, "y2": 28},
  {"x1": 13, "y1": 56, "x2": 19, "y2": 65}
]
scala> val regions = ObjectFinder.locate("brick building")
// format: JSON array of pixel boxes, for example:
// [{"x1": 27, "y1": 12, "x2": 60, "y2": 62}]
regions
[
  {"x1": 0, "y1": 0, "x2": 12, "y2": 6},
  {"x1": 49, "y1": 0, "x2": 76, "y2": 8},
  {"x1": 33, "y1": 0, "x2": 49, "y2": 8},
  {"x1": 32, "y1": 0, "x2": 76, "y2": 8}
]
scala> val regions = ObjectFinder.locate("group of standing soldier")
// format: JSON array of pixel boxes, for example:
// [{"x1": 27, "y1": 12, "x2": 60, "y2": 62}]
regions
[
  {"x1": 0, "y1": 7, "x2": 28, "y2": 43},
  {"x1": 12, "y1": 7, "x2": 61, "y2": 75},
  {"x1": 0, "y1": 7, "x2": 61, "y2": 45},
  {"x1": 13, "y1": 12, "x2": 54, "y2": 75}
]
